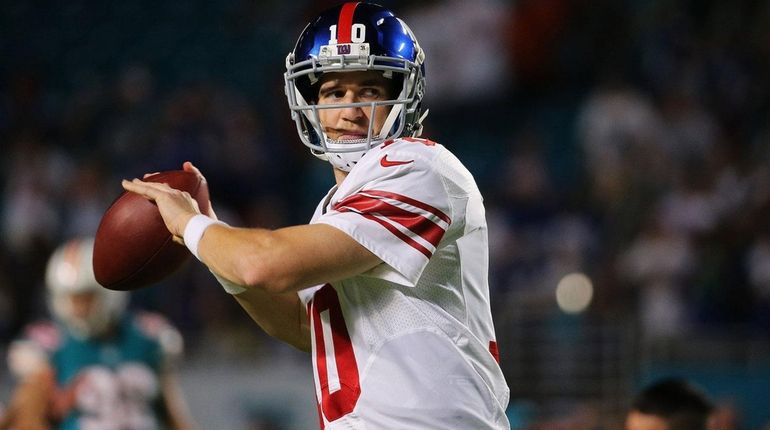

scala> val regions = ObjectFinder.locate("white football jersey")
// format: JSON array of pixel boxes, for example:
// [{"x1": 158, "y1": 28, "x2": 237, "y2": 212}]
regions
[{"x1": 298, "y1": 137, "x2": 510, "y2": 430}]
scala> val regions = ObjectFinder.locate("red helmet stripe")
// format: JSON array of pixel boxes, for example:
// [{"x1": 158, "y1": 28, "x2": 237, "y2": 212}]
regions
[{"x1": 337, "y1": 2, "x2": 360, "y2": 43}]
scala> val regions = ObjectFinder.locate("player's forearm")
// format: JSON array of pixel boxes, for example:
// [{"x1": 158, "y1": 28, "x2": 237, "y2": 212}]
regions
[
  {"x1": 197, "y1": 223, "x2": 382, "y2": 296},
  {"x1": 197, "y1": 223, "x2": 380, "y2": 295},
  {"x1": 234, "y1": 288, "x2": 311, "y2": 352},
  {"x1": 196, "y1": 225, "x2": 305, "y2": 294}
]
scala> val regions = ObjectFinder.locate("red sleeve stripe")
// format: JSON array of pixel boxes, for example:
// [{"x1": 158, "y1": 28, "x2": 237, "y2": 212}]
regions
[
  {"x1": 335, "y1": 194, "x2": 446, "y2": 248},
  {"x1": 337, "y1": 2, "x2": 359, "y2": 43},
  {"x1": 334, "y1": 203, "x2": 435, "y2": 258},
  {"x1": 334, "y1": 190, "x2": 449, "y2": 244},
  {"x1": 358, "y1": 192, "x2": 450, "y2": 230},
  {"x1": 359, "y1": 189, "x2": 451, "y2": 224},
  {"x1": 360, "y1": 213, "x2": 433, "y2": 258}
]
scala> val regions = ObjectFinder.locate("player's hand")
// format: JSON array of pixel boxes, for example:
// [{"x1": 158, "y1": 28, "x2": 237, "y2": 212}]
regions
[
  {"x1": 181, "y1": 161, "x2": 217, "y2": 220},
  {"x1": 121, "y1": 178, "x2": 200, "y2": 245}
]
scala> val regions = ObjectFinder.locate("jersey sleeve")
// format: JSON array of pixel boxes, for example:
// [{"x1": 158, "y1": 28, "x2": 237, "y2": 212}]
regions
[{"x1": 314, "y1": 141, "x2": 452, "y2": 287}]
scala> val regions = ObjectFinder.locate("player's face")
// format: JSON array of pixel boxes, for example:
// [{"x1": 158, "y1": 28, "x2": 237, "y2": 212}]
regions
[
  {"x1": 625, "y1": 411, "x2": 669, "y2": 430},
  {"x1": 317, "y1": 71, "x2": 393, "y2": 140},
  {"x1": 70, "y1": 291, "x2": 98, "y2": 320}
]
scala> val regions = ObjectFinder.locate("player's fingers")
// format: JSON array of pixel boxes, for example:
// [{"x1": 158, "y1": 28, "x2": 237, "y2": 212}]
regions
[
  {"x1": 182, "y1": 160, "x2": 217, "y2": 218},
  {"x1": 183, "y1": 161, "x2": 211, "y2": 188},
  {"x1": 121, "y1": 179, "x2": 168, "y2": 200},
  {"x1": 142, "y1": 172, "x2": 160, "y2": 179},
  {"x1": 143, "y1": 180, "x2": 178, "y2": 193},
  {"x1": 182, "y1": 161, "x2": 204, "y2": 178},
  {"x1": 122, "y1": 179, "x2": 151, "y2": 197},
  {"x1": 131, "y1": 178, "x2": 179, "y2": 193}
]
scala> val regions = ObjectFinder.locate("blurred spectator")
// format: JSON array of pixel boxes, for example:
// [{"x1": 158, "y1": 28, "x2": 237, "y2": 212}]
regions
[
  {"x1": 59, "y1": 162, "x2": 113, "y2": 239},
  {"x1": 488, "y1": 131, "x2": 560, "y2": 297},
  {"x1": 617, "y1": 212, "x2": 695, "y2": 339},
  {"x1": 746, "y1": 231, "x2": 770, "y2": 328},
  {"x1": 656, "y1": 162, "x2": 720, "y2": 238},
  {"x1": 96, "y1": 64, "x2": 159, "y2": 179},
  {"x1": 404, "y1": 0, "x2": 511, "y2": 108},
  {"x1": 506, "y1": 0, "x2": 572, "y2": 90},
  {"x1": 1, "y1": 134, "x2": 66, "y2": 256},
  {"x1": 625, "y1": 378, "x2": 714, "y2": 430},
  {"x1": 576, "y1": 80, "x2": 669, "y2": 212}
]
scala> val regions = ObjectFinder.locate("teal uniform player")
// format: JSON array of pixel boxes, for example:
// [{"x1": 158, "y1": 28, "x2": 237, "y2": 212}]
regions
[{"x1": 2, "y1": 238, "x2": 195, "y2": 430}]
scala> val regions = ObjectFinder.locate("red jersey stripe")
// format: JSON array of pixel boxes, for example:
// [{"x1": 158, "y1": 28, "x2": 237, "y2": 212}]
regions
[
  {"x1": 335, "y1": 195, "x2": 445, "y2": 248},
  {"x1": 489, "y1": 340, "x2": 500, "y2": 363},
  {"x1": 337, "y1": 2, "x2": 359, "y2": 43},
  {"x1": 360, "y1": 190, "x2": 451, "y2": 224},
  {"x1": 336, "y1": 204, "x2": 435, "y2": 258},
  {"x1": 359, "y1": 213, "x2": 432, "y2": 258}
]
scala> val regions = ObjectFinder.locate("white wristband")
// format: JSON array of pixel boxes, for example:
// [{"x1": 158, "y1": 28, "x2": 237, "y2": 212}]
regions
[
  {"x1": 183, "y1": 214, "x2": 226, "y2": 261},
  {"x1": 210, "y1": 270, "x2": 248, "y2": 295}
]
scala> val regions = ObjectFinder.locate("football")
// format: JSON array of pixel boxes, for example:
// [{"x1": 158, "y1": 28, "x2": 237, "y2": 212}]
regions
[{"x1": 93, "y1": 170, "x2": 208, "y2": 291}]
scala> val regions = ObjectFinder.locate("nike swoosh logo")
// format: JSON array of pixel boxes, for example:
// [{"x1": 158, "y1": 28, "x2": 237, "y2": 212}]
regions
[{"x1": 380, "y1": 155, "x2": 414, "y2": 167}]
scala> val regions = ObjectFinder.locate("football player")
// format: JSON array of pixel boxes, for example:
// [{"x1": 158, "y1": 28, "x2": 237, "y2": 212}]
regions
[
  {"x1": 122, "y1": 2, "x2": 510, "y2": 429},
  {"x1": 1, "y1": 238, "x2": 196, "y2": 430}
]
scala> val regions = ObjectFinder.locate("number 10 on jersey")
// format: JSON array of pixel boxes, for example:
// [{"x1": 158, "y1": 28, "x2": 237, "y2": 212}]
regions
[{"x1": 309, "y1": 284, "x2": 361, "y2": 422}]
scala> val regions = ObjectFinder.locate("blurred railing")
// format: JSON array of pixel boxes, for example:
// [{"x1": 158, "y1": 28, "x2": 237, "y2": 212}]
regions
[
  {"x1": 497, "y1": 290, "x2": 637, "y2": 422},
  {"x1": 496, "y1": 291, "x2": 770, "y2": 428}
]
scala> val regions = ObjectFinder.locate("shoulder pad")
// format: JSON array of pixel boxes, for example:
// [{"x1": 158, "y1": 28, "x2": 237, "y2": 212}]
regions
[
  {"x1": 7, "y1": 321, "x2": 60, "y2": 378},
  {"x1": 134, "y1": 312, "x2": 184, "y2": 362}
]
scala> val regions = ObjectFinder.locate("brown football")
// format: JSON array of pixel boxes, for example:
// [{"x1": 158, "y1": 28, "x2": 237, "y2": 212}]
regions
[{"x1": 93, "y1": 170, "x2": 208, "y2": 291}]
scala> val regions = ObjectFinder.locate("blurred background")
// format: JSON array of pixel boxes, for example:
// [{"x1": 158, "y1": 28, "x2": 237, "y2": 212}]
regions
[{"x1": 2, "y1": 0, "x2": 770, "y2": 428}]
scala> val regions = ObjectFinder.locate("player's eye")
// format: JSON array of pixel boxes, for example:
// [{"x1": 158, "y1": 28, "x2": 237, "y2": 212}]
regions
[
  {"x1": 319, "y1": 89, "x2": 345, "y2": 102},
  {"x1": 360, "y1": 87, "x2": 383, "y2": 100}
]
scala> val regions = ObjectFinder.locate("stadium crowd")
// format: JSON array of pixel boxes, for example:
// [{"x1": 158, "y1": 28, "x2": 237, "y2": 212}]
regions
[{"x1": 1, "y1": 0, "x2": 770, "y2": 428}]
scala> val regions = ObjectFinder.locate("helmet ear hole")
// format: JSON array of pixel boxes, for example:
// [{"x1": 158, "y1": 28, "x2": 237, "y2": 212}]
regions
[
  {"x1": 301, "y1": 116, "x2": 322, "y2": 146},
  {"x1": 297, "y1": 77, "x2": 318, "y2": 104}
]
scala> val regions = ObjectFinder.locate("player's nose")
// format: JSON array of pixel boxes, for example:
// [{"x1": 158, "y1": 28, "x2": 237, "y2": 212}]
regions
[{"x1": 339, "y1": 91, "x2": 365, "y2": 121}]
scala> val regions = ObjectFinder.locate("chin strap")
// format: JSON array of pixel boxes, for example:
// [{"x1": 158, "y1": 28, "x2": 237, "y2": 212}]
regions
[
  {"x1": 377, "y1": 103, "x2": 403, "y2": 139},
  {"x1": 411, "y1": 108, "x2": 429, "y2": 137}
]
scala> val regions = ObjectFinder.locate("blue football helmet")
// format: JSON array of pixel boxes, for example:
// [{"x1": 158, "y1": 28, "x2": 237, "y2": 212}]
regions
[{"x1": 284, "y1": 2, "x2": 427, "y2": 171}]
